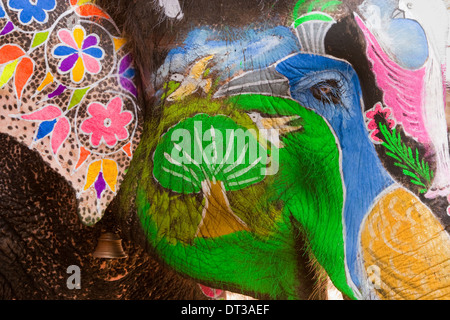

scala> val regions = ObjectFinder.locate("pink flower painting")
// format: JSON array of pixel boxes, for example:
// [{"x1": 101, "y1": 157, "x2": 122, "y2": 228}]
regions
[
  {"x1": 53, "y1": 25, "x2": 104, "y2": 83},
  {"x1": 80, "y1": 96, "x2": 133, "y2": 148},
  {"x1": 365, "y1": 102, "x2": 396, "y2": 142}
]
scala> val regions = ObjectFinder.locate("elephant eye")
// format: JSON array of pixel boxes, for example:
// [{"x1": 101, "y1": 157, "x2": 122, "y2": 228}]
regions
[{"x1": 310, "y1": 79, "x2": 342, "y2": 105}]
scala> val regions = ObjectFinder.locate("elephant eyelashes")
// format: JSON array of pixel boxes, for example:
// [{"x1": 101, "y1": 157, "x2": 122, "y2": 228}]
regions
[{"x1": 310, "y1": 80, "x2": 342, "y2": 105}]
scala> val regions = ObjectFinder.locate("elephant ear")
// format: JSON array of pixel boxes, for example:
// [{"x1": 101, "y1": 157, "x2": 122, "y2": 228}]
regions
[{"x1": 0, "y1": 1, "x2": 142, "y2": 225}]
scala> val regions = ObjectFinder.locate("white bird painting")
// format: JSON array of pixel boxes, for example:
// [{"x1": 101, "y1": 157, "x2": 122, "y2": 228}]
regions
[{"x1": 247, "y1": 112, "x2": 302, "y2": 148}]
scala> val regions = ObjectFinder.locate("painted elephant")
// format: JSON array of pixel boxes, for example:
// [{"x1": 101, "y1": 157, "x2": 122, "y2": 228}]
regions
[{"x1": 1, "y1": 0, "x2": 450, "y2": 300}]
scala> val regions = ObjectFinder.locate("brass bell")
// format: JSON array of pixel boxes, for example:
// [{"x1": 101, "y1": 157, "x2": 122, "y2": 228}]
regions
[{"x1": 93, "y1": 232, "x2": 128, "y2": 259}]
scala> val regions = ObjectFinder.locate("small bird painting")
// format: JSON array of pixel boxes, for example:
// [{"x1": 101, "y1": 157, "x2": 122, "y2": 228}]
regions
[
  {"x1": 166, "y1": 55, "x2": 214, "y2": 101},
  {"x1": 247, "y1": 112, "x2": 302, "y2": 148}
]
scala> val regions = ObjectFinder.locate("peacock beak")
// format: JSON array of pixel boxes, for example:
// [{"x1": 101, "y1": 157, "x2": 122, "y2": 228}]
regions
[
  {"x1": 213, "y1": 65, "x2": 291, "y2": 99},
  {"x1": 392, "y1": 8, "x2": 406, "y2": 19}
]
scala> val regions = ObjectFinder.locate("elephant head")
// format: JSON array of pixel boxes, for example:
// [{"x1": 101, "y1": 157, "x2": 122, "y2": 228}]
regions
[{"x1": 1, "y1": 0, "x2": 450, "y2": 300}]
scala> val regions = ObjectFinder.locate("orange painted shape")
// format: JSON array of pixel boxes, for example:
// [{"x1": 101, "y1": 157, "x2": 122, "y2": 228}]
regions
[
  {"x1": 0, "y1": 45, "x2": 25, "y2": 64},
  {"x1": 113, "y1": 37, "x2": 127, "y2": 52},
  {"x1": 73, "y1": 27, "x2": 84, "y2": 49},
  {"x1": 14, "y1": 57, "x2": 33, "y2": 100},
  {"x1": 75, "y1": 146, "x2": 91, "y2": 170},
  {"x1": 37, "y1": 72, "x2": 54, "y2": 91},
  {"x1": 122, "y1": 142, "x2": 132, "y2": 157},
  {"x1": 102, "y1": 159, "x2": 118, "y2": 192},
  {"x1": 84, "y1": 160, "x2": 102, "y2": 191},
  {"x1": 361, "y1": 187, "x2": 450, "y2": 300},
  {"x1": 75, "y1": 4, "x2": 110, "y2": 19},
  {"x1": 72, "y1": 56, "x2": 84, "y2": 83}
]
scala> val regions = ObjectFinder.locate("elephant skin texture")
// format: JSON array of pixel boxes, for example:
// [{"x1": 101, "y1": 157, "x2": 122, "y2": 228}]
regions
[
  {"x1": 0, "y1": 133, "x2": 207, "y2": 299},
  {"x1": 1, "y1": 0, "x2": 450, "y2": 300}
]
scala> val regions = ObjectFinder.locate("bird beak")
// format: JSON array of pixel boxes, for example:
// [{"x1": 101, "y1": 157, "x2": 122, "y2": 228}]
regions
[
  {"x1": 392, "y1": 8, "x2": 406, "y2": 19},
  {"x1": 213, "y1": 65, "x2": 291, "y2": 99}
]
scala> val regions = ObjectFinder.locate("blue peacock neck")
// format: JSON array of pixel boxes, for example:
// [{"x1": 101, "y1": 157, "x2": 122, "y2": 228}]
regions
[
  {"x1": 338, "y1": 112, "x2": 394, "y2": 291},
  {"x1": 276, "y1": 53, "x2": 395, "y2": 294},
  {"x1": 322, "y1": 72, "x2": 395, "y2": 292}
]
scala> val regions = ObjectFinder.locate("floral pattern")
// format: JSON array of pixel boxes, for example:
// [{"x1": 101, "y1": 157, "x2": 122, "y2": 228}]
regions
[
  {"x1": 8, "y1": 0, "x2": 56, "y2": 24},
  {"x1": 0, "y1": 44, "x2": 34, "y2": 102},
  {"x1": 53, "y1": 25, "x2": 104, "y2": 83},
  {"x1": 365, "y1": 102, "x2": 396, "y2": 143},
  {"x1": 19, "y1": 105, "x2": 70, "y2": 154},
  {"x1": 84, "y1": 159, "x2": 118, "y2": 199},
  {"x1": 0, "y1": 1, "x2": 141, "y2": 225},
  {"x1": 80, "y1": 96, "x2": 133, "y2": 148}
]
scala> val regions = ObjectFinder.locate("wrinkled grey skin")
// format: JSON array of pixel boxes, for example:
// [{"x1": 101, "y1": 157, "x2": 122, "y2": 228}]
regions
[{"x1": 0, "y1": 133, "x2": 208, "y2": 299}]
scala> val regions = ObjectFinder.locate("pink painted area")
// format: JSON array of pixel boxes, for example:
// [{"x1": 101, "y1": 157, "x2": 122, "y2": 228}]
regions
[
  {"x1": 81, "y1": 97, "x2": 133, "y2": 148},
  {"x1": 82, "y1": 53, "x2": 101, "y2": 74},
  {"x1": 21, "y1": 105, "x2": 61, "y2": 121},
  {"x1": 58, "y1": 29, "x2": 78, "y2": 49},
  {"x1": 198, "y1": 284, "x2": 223, "y2": 299},
  {"x1": 355, "y1": 15, "x2": 430, "y2": 144},
  {"x1": 51, "y1": 117, "x2": 70, "y2": 154}
]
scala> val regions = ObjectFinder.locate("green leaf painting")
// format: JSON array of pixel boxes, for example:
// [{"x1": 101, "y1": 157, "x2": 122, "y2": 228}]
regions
[
  {"x1": 379, "y1": 123, "x2": 433, "y2": 194},
  {"x1": 31, "y1": 31, "x2": 50, "y2": 49},
  {"x1": 153, "y1": 113, "x2": 267, "y2": 194}
]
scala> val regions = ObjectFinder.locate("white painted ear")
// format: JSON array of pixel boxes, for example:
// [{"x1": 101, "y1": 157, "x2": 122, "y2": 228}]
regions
[{"x1": 158, "y1": 0, "x2": 184, "y2": 20}]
